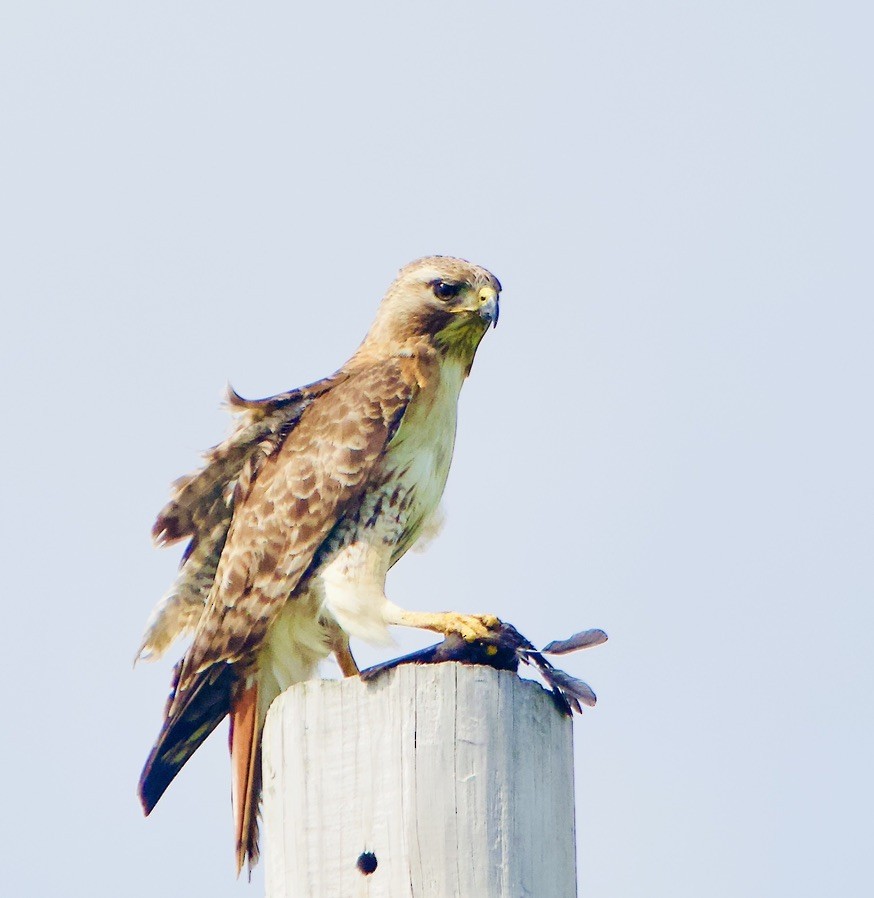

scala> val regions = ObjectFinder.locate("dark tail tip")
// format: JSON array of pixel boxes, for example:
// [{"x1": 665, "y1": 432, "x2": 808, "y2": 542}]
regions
[{"x1": 138, "y1": 662, "x2": 235, "y2": 815}]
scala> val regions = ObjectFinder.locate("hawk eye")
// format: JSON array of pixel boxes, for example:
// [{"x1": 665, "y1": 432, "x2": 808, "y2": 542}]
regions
[{"x1": 431, "y1": 280, "x2": 463, "y2": 301}]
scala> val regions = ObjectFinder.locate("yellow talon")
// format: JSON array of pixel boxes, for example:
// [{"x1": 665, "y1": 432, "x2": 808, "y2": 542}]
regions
[{"x1": 439, "y1": 612, "x2": 501, "y2": 642}]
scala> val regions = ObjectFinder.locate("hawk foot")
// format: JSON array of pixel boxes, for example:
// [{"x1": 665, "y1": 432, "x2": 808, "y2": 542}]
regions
[
  {"x1": 382, "y1": 602, "x2": 501, "y2": 643},
  {"x1": 437, "y1": 612, "x2": 501, "y2": 642}
]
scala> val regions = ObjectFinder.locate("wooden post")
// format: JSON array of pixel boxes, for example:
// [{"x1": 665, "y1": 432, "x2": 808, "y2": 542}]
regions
[{"x1": 262, "y1": 662, "x2": 577, "y2": 897}]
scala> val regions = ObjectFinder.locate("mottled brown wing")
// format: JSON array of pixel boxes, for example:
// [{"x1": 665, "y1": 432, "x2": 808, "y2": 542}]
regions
[
  {"x1": 137, "y1": 373, "x2": 348, "y2": 661},
  {"x1": 178, "y1": 352, "x2": 434, "y2": 686},
  {"x1": 152, "y1": 373, "x2": 345, "y2": 547}
]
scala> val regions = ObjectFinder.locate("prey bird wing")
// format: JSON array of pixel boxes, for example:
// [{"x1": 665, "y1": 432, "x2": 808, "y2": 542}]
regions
[{"x1": 540, "y1": 628, "x2": 609, "y2": 656}]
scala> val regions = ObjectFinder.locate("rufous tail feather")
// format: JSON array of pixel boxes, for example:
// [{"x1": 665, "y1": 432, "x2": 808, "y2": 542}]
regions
[{"x1": 230, "y1": 680, "x2": 262, "y2": 876}]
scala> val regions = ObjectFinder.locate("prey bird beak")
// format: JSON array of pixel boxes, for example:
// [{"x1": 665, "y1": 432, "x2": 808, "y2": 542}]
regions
[{"x1": 477, "y1": 287, "x2": 500, "y2": 328}]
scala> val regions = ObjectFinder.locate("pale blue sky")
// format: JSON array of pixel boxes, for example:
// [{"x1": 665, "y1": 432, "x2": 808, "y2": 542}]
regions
[{"x1": 2, "y1": 2, "x2": 872, "y2": 896}]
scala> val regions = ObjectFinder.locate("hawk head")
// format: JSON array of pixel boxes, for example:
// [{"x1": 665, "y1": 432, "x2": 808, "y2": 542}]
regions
[{"x1": 366, "y1": 256, "x2": 501, "y2": 364}]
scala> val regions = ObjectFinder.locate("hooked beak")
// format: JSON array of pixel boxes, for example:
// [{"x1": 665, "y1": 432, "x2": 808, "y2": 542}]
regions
[{"x1": 477, "y1": 286, "x2": 500, "y2": 328}]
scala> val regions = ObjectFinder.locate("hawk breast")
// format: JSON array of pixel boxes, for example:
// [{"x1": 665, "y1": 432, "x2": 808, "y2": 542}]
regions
[{"x1": 378, "y1": 356, "x2": 465, "y2": 560}]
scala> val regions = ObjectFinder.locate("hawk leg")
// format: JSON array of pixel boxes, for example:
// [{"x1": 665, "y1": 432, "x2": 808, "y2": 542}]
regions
[
  {"x1": 331, "y1": 633, "x2": 360, "y2": 677},
  {"x1": 383, "y1": 603, "x2": 501, "y2": 642}
]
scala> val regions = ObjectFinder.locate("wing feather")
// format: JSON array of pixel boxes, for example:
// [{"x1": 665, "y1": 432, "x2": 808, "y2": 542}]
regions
[{"x1": 138, "y1": 373, "x2": 347, "y2": 661}]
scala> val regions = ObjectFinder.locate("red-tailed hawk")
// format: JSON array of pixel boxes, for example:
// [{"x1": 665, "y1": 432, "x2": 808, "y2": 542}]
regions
[{"x1": 138, "y1": 256, "x2": 502, "y2": 873}]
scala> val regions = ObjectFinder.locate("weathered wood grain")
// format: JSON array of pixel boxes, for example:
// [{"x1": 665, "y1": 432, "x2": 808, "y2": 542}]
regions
[{"x1": 263, "y1": 663, "x2": 577, "y2": 897}]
